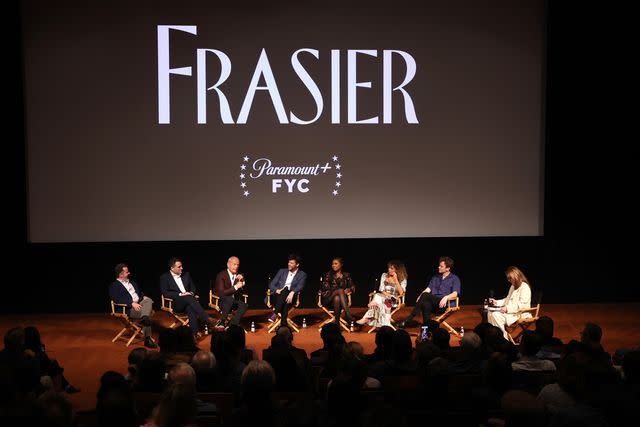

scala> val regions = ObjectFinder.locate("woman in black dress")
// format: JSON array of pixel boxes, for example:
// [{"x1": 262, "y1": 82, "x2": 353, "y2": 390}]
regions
[{"x1": 321, "y1": 257, "x2": 355, "y2": 325}]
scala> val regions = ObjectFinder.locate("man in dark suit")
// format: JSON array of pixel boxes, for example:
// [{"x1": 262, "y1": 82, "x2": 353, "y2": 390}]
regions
[
  {"x1": 159, "y1": 257, "x2": 215, "y2": 337},
  {"x1": 268, "y1": 254, "x2": 307, "y2": 323},
  {"x1": 213, "y1": 256, "x2": 248, "y2": 328},
  {"x1": 109, "y1": 263, "x2": 157, "y2": 348}
]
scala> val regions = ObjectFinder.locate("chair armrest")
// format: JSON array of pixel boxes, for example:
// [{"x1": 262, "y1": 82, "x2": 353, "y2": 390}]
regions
[
  {"x1": 516, "y1": 306, "x2": 538, "y2": 314},
  {"x1": 111, "y1": 301, "x2": 128, "y2": 315},
  {"x1": 241, "y1": 293, "x2": 248, "y2": 303}
]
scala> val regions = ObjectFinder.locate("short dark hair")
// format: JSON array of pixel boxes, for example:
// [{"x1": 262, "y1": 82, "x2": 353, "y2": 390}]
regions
[
  {"x1": 115, "y1": 263, "x2": 128, "y2": 278},
  {"x1": 439, "y1": 256, "x2": 454, "y2": 269},
  {"x1": 168, "y1": 257, "x2": 182, "y2": 269},
  {"x1": 288, "y1": 253, "x2": 302, "y2": 264}
]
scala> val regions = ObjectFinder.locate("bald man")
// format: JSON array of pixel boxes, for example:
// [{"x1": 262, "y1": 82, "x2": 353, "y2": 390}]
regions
[{"x1": 213, "y1": 256, "x2": 248, "y2": 328}]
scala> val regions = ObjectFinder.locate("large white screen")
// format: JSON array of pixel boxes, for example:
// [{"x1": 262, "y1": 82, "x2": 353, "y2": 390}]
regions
[{"x1": 23, "y1": 0, "x2": 545, "y2": 242}]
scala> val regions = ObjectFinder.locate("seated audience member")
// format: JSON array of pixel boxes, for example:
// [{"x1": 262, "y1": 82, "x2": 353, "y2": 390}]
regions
[
  {"x1": 512, "y1": 330, "x2": 557, "y2": 372},
  {"x1": 168, "y1": 363, "x2": 217, "y2": 415},
  {"x1": 342, "y1": 343, "x2": 381, "y2": 389},
  {"x1": 310, "y1": 322, "x2": 342, "y2": 366},
  {"x1": 431, "y1": 327, "x2": 452, "y2": 354},
  {"x1": 109, "y1": 263, "x2": 157, "y2": 348},
  {"x1": 320, "y1": 257, "x2": 356, "y2": 325},
  {"x1": 487, "y1": 266, "x2": 532, "y2": 340},
  {"x1": 35, "y1": 391, "x2": 74, "y2": 427},
  {"x1": 365, "y1": 325, "x2": 395, "y2": 365},
  {"x1": 133, "y1": 352, "x2": 167, "y2": 392},
  {"x1": 264, "y1": 334, "x2": 308, "y2": 391},
  {"x1": 500, "y1": 390, "x2": 547, "y2": 427},
  {"x1": 534, "y1": 315, "x2": 564, "y2": 360},
  {"x1": 227, "y1": 324, "x2": 255, "y2": 365},
  {"x1": 125, "y1": 347, "x2": 148, "y2": 384},
  {"x1": 24, "y1": 325, "x2": 80, "y2": 393},
  {"x1": 149, "y1": 383, "x2": 198, "y2": 427},
  {"x1": 96, "y1": 371, "x2": 138, "y2": 427},
  {"x1": 369, "y1": 329, "x2": 417, "y2": 379},
  {"x1": 398, "y1": 256, "x2": 460, "y2": 328},
  {"x1": 356, "y1": 260, "x2": 406, "y2": 328},
  {"x1": 262, "y1": 325, "x2": 309, "y2": 373},
  {"x1": 210, "y1": 330, "x2": 245, "y2": 396},
  {"x1": 448, "y1": 331, "x2": 485, "y2": 375},
  {"x1": 213, "y1": 256, "x2": 248, "y2": 328},
  {"x1": 0, "y1": 326, "x2": 44, "y2": 397},
  {"x1": 232, "y1": 360, "x2": 278, "y2": 427},
  {"x1": 190, "y1": 350, "x2": 217, "y2": 392},
  {"x1": 470, "y1": 352, "x2": 513, "y2": 426}
]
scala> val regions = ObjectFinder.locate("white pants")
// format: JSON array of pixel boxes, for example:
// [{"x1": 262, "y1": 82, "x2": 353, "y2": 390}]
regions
[{"x1": 487, "y1": 310, "x2": 519, "y2": 340}]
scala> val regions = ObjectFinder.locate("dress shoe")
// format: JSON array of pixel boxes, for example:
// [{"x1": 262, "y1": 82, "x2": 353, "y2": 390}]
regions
[
  {"x1": 144, "y1": 337, "x2": 158, "y2": 349},
  {"x1": 268, "y1": 312, "x2": 278, "y2": 323}
]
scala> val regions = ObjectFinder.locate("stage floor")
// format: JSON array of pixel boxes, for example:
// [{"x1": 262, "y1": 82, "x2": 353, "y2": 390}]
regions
[{"x1": 2, "y1": 303, "x2": 639, "y2": 412}]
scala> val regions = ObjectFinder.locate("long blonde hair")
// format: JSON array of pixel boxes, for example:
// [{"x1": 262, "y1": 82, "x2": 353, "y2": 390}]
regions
[{"x1": 505, "y1": 266, "x2": 530, "y2": 289}]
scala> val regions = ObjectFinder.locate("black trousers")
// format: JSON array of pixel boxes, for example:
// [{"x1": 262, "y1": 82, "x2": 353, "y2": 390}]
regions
[
  {"x1": 219, "y1": 295, "x2": 248, "y2": 325},
  {"x1": 406, "y1": 293, "x2": 446, "y2": 324},
  {"x1": 173, "y1": 295, "x2": 210, "y2": 335},
  {"x1": 273, "y1": 290, "x2": 294, "y2": 320}
]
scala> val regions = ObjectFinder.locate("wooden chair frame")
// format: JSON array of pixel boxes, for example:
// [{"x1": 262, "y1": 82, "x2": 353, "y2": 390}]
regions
[
  {"x1": 434, "y1": 297, "x2": 462, "y2": 336},
  {"x1": 506, "y1": 303, "x2": 541, "y2": 344},
  {"x1": 111, "y1": 300, "x2": 143, "y2": 347},
  {"x1": 208, "y1": 289, "x2": 249, "y2": 323},
  {"x1": 317, "y1": 289, "x2": 353, "y2": 333},
  {"x1": 161, "y1": 294, "x2": 199, "y2": 329},
  {"x1": 366, "y1": 291, "x2": 405, "y2": 333},
  {"x1": 266, "y1": 289, "x2": 300, "y2": 333}
]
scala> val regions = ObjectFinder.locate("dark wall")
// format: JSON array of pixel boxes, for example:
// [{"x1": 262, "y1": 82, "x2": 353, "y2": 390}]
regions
[{"x1": 5, "y1": 1, "x2": 635, "y2": 314}]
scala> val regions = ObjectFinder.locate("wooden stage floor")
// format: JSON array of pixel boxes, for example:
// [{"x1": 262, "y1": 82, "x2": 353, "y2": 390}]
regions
[{"x1": 2, "y1": 303, "x2": 639, "y2": 412}]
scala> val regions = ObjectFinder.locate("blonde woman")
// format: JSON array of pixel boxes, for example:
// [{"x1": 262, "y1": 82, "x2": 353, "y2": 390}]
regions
[
  {"x1": 487, "y1": 266, "x2": 532, "y2": 340},
  {"x1": 356, "y1": 260, "x2": 407, "y2": 327}
]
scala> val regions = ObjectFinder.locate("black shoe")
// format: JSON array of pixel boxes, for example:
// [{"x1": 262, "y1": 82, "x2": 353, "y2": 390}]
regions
[
  {"x1": 65, "y1": 384, "x2": 81, "y2": 394},
  {"x1": 144, "y1": 337, "x2": 158, "y2": 349}
]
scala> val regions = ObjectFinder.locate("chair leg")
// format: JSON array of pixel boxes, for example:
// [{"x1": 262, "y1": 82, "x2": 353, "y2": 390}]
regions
[
  {"x1": 268, "y1": 316, "x2": 281, "y2": 333},
  {"x1": 440, "y1": 320, "x2": 460, "y2": 336},
  {"x1": 125, "y1": 325, "x2": 142, "y2": 347},
  {"x1": 318, "y1": 317, "x2": 335, "y2": 330},
  {"x1": 286, "y1": 318, "x2": 300, "y2": 333},
  {"x1": 112, "y1": 327, "x2": 128, "y2": 343}
]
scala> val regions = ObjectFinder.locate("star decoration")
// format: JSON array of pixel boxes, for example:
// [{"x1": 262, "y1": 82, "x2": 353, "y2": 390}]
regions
[
  {"x1": 243, "y1": 156, "x2": 249, "y2": 162},
  {"x1": 240, "y1": 182, "x2": 246, "y2": 188},
  {"x1": 243, "y1": 191, "x2": 250, "y2": 196},
  {"x1": 332, "y1": 155, "x2": 338, "y2": 161},
  {"x1": 332, "y1": 190, "x2": 338, "y2": 196},
  {"x1": 335, "y1": 164, "x2": 341, "y2": 170},
  {"x1": 240, "y1": 173, "x2": 245, "y2": 179},
  {"x1": 335, "y1": 182, "x2": 341, "y2": 187},
  {"x1": 240, "y1": 164, "x2": 246, "y2": 170},
  {"x1": 336, "y1": 173, "x2": 342, "y2": 178}
]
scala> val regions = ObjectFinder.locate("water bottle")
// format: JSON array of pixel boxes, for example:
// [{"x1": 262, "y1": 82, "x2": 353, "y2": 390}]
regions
[
  {"x1": 204, "y1": 323, "x2": 209, "y2": 335},
  {"x1": 460, "y1": 326, "x2": 464, "y2": 338},
  {"x1": 250, "y1": 321, "x2": 256, "y2": 333},
  {"x1": 350, "y1": 321, "x2": 354, "y2": 332},
  {"x1": 302, "y1": 317, "x2": 307, "y2": 328}
]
